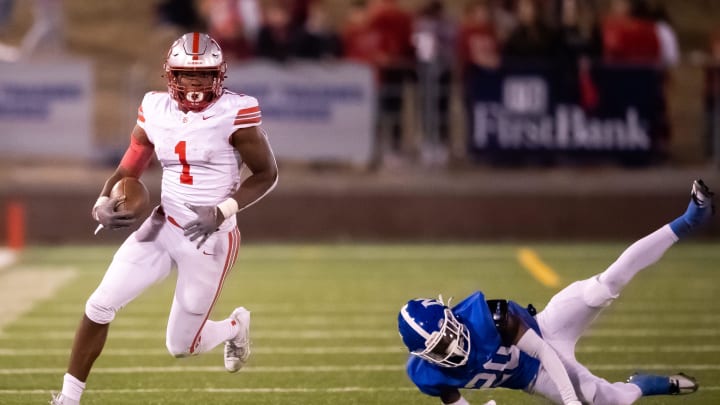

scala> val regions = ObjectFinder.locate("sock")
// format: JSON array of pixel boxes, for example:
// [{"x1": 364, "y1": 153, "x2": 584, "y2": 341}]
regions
[
  {"x1": 194, "y1": 318, "x2": 239, "y2": 354},
  {"x1": 669, "y1": 198, "x2": 710, "y2": 239},
  {"x1": 628, "y1": 374, "x2": 670, "y2": 396},
  {"x1": 61, "y1": 373, "x2": 86, "y2": 402},
  {"x1": 598, "y1": 225, "x2": 677, "y2": 296}
]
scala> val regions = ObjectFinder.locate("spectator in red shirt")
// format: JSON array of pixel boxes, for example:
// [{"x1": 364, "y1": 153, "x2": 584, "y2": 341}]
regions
[
  {"x1": 457, "y1": 0, "x2": 501, "y2": 75},
  {"x1": 366, "y1": 0, "x2": 415, "y2": 166},
  {"x1": 601, "y1": 0, "x2": 660, "y2": 65},
  {"x1": 341, "y1": 0, "x2": 378, "y2": 65}
]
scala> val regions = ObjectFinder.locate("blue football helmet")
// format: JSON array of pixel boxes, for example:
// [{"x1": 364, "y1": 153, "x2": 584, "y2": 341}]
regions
[{"x1": 397, "y1": 296, "x2": 471, "y2": 367}]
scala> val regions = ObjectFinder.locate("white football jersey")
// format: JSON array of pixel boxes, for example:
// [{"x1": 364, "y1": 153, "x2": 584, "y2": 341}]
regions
[{"x1": 137, "y1": 89, "x2": 262, "y2": 231}]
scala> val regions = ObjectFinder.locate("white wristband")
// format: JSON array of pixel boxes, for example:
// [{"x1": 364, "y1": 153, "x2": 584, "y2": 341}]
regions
[
  {"x1": 217, "y1": 198, "x2": 239, "y2": 219},
  {"x1": 92, "y1": 196, "x2": 110, "y2": 221}
]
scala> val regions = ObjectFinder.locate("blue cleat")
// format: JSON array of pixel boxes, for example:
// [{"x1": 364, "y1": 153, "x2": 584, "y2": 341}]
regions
[
  {"x1": 669, "y1": 179, "x2": 715, "y2": 239},
  {"x1": 628, "y1": 372, "x2": 698, "y2": 396}
]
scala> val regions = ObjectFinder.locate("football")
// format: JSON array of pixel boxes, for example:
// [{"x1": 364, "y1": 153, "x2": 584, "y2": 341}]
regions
[{"x1": 110, "y1": 177, "x2": 150, "y2": 216}]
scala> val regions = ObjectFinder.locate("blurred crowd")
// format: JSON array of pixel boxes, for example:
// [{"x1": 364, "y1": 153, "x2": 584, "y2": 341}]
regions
[
  {"x1": 155, "y1": 0, "x2": 680, "y2": 68},
  {"x1": 157, "y1": 0, "x2": 680, "y2": 166},
  {"x1": 5, "y1": 0, "x2": 720, "y2": 166},
  {"x1": 152, "y1": 0, "x2": 689, "y2": 165}
]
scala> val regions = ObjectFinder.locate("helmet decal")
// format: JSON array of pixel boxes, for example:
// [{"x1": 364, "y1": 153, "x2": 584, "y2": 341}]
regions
[
  {"x1": 400, "y1": 303, "x2": 433, "y2": 339},
  {"x1": 398, "y1": 296, "x2": 471, "y2": 368}
]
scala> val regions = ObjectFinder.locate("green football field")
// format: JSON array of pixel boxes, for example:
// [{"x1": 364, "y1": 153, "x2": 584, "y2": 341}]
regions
[{"x1": 0, "y1": 243, "x2": 718, "y2": 405}]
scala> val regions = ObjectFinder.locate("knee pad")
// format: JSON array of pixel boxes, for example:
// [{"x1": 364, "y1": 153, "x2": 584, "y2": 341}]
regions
[
  {"x1": 165, "y1": 339, "x2": 191, "y2": 358},
  {"x1": 582, "y1": 276, "x2": 619, "y2": 308},
  {"x1": 84, "y1": 296, "x2": 116, "y2": 325}
]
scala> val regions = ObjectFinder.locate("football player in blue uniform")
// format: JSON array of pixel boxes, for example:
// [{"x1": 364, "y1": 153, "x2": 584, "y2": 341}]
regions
[{"x1": 398, "y1": 179, "x2": 714, "y2": 405}]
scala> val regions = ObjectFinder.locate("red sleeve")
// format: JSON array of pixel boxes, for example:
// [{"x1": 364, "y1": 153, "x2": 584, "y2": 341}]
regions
[{"x1": 119, "y1": 134, "x2": 154, "y2": 178}]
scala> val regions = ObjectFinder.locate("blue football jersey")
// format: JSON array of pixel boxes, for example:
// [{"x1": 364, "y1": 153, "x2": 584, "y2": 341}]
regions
[{"x1": 406, "y1": 291, "x2": 541, "y2": 397}]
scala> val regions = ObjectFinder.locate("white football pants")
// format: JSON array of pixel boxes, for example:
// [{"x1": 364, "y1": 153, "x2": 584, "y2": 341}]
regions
[
  {"x1": 529, "y1": 225, "x2": 678, "y2": 405},
  {"x1": 85, "y1": 213, "x2": 241, "y2": 356}
]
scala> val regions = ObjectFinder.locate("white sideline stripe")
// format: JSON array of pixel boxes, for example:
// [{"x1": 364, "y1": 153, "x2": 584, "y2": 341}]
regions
[
  {"x1": 0, "y1": 365, "x2": 404, "y2": 375},
  {"x1": 13, "y1": 315, "x2": 396, "y2": 327},
  {"x1": 28, "y1": 300, "x2": 716, "y2": 315},
  {"x1": 4, "y1": 344, "x2": 720, "y2": 357},
  {"x1": 38, "y1": 304, "x2": 400, "y2": 315},
  {"x1": 0, "y1": 267, "x2": 76, "y2": 332},
  {"x1": 0, "y1": 346, "x2": 405, "y2": 356},
  {"x1": 58, "y1": 247, "x2": 720, "y2": 263},
  {"x1": 4, "y1": 328, "x2": 720, "y2": 340},
  {"x1": 0, "y1": 330, "x2": 399, "y2": 339},
  {"x1": 2, "y1": 386, "x2": 720, "y2": 396},
  {"x1": 2, "y1": 364, "x2": 720, "y2": 376},
  {"x1": 3, "y1": 387, "x2": 420, "y2": 395}
]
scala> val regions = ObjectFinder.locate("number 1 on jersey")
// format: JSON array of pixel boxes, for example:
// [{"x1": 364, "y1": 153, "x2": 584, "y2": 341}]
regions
[{"x1": 174, "y1": 141, "x2": 194, "y2": 185}]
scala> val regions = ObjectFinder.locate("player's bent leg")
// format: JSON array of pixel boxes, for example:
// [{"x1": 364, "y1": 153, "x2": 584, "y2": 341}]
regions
[
  {"x1": 537, "y1": 277, "x2": 616, "y2": 346},
  {"x1": 530, "y1": 346, "x2": 642, "y2": 405},
  {"x1": 628, "y1": 372, "x2": 698, "y2": 396},
  {"x1": 165, "y1": 228, "x2": 242, "y2": 360}
]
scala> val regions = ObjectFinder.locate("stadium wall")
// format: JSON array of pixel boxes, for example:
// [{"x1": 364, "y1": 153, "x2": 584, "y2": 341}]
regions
[{"x1": 1, "y1": 169, "x2": 718, "y2": 245}]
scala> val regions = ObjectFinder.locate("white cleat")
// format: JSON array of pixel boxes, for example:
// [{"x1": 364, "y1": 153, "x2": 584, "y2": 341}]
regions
[
  {"x1": 49, "y1": 392, "x2": 79, "y2": 405},
  {"x1": 224, "y1": 307, "x2": 251, "y2": 373}
]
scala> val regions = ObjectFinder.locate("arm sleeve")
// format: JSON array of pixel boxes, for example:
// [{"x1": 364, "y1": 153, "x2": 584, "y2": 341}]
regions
[
  {"x1": 515, "y1": 329, "x2": 580, "y2": 405},
  {"x1": 118, "y1": 134, "x2": 154, "y2": 178}
]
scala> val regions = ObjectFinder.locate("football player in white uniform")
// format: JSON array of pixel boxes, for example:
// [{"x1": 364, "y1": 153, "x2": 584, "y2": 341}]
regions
[{"x1": 51, "y1": 32, "x2": 278, "y2": 405}]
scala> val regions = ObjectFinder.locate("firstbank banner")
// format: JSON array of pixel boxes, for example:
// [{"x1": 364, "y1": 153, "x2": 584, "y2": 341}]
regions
[
  {"x1": 466, "y1": 64, "x2": 665, "y2": 164},
  {"x1": 225, "y1": 61, "x2": 376, "y2": 166},
  {"x1": 0, "y1": 60, "x2": 94, "y2": 159}
]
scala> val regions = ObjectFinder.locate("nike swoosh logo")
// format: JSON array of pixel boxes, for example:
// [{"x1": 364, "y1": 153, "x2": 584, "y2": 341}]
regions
[{"x1": 202, "y1": 115, "x2": 215, "y2": 120}]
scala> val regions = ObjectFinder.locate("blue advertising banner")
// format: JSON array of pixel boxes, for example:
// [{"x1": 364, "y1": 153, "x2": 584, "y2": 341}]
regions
[
  {"x1": 224, "y1": 61, "x2": 376, "y2": 166},
  {"x1": 0, "y1": 60, "x2": 94, "y2": 160},
  {"x1": 465, "y1": 64, "x2": 665, "y2": 165}
]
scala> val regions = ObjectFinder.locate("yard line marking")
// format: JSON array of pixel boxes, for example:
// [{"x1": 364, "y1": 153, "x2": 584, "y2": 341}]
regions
[
  {"x1": 13, "y1": 313, "x2": 720, "y2": 329},
  {"x1": 30, "y1": 300, "x2": 718, "y2": 315},
  {"x1": 3, "y1": 386, "x2": 720, "y2": 396},
  {"x1": 0, "y1": 267, "x2": 76, "y2": 332},
  {"x1": 3, "y1": 328, "x2": 720, "y2": 340},
  {"x1": 54, "y1": 245, "x2": 720, "y2": 263},
  {"x1": 2, "y1": 363, "x2": 720, "y2": 376},
  {"x1": 0, "y1": 387, "x2": 422, "y2": 395},
  {"x1": 517, "y1": 248, "x2": 560, "y2": 288},
  {"x1": 0, "y1": 346, "x2": 405, "y2": 356},
  {"x1": 0, "y1": 365, "x2": 404, "y2": 375},
  {"x1": 0, "y1": 330, "x2": 398, "y2": 339},
  {"x1": 4, "y1": 344, "x2": 720, "y2": 357},
  {"x1": 2, "y1": 386, "x2": 720, "y2": 395},
  {"x1": 13, "y1": 315, "x2": 397, "y2": 327}
]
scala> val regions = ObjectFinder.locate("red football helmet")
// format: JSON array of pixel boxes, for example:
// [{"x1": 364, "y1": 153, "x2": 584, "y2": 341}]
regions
[{"x1": 164, "y1": 32, "x2": 227, "y2": 112}]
